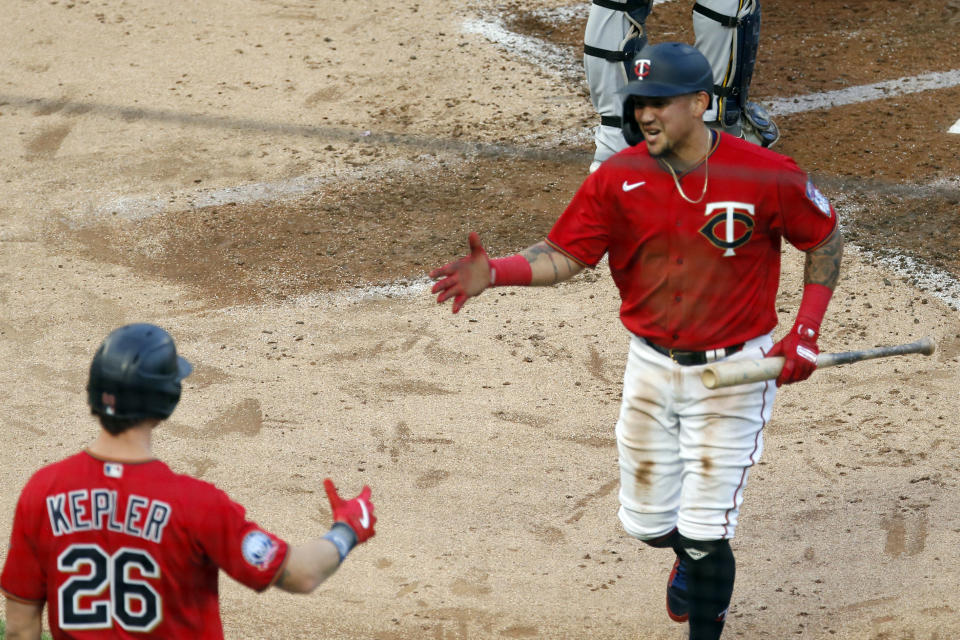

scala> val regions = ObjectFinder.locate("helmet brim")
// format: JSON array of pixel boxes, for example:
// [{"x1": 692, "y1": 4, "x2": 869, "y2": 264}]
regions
[
  {"x1": 176, "y1": 356, "x2": 193, "y2": 381},
  {"x1": 618, "y1": 81, "x2": 707, "y2": 98}
]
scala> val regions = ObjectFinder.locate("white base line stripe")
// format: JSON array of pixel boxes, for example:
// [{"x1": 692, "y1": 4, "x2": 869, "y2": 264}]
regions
[
  {"x1": 464, "y1": 10, "x2": 960, "y2": 120},
  {"x1": 462, "y1": 18, "x2": 582, "y2": 81},
  {"x1": 67, "y1": 12, "x2": 960, "y2": 311},
  {"x1": 764, "y1": 69, "x2": 960, "y2": 116},
  {"x1": 463, "y1": 0, "x2": 680, "y2": 82},
  {"x1": 833, "y1": 192, "x2": 960, "y2": 312}
]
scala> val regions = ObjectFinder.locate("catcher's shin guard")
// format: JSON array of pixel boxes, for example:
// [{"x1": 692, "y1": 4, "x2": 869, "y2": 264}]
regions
[
  {"x1": 584, "y1": 0, "x2": 654, "y2": 91},
  {"x1": 584, "y1": 0, "x2": 653, "y2": 165},
  {"x1": 694, "y1": 0, "x2": 778, "y2": 147}
]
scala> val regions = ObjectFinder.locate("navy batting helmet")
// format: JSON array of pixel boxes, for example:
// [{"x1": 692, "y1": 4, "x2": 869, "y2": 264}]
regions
[
  {"x1": 87, "y1": 323, "x2": 192, "y2": 421},
  {"x1": 619, "y1": 42, "x2": 714, "y2": 146}
]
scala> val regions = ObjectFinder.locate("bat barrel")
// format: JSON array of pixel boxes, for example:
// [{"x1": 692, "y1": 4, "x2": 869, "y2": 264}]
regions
[{"x1": 818, "y1": 336, "x2": 937, "y2": 367}]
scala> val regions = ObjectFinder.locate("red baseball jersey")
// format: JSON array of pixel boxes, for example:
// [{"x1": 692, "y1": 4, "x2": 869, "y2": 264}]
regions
[
  {"x1": 0, "y1": 451, "x2": 289, "y2": 639},
  {"x1": 547, "y1": 133, "x2": 838, "y2": 350}
]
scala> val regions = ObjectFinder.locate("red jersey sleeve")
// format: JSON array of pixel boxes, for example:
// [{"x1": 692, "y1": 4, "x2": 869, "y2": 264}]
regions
[
  {"x1": 0, "y1": 478, "x2": 47, "y2": 603},
  {"x1": 777, "y1": 160, "x2": 838, "y2": 251},
  {"x1": 546, "y1": 171, "x2": 610, "y2": 267},
  {"x1": 193, "y1": 485, "x2": 289, "y2": 592}
]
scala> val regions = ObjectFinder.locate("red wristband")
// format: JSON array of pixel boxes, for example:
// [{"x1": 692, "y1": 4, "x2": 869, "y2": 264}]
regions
[
  {"x1": 794, "y1": 283, "x2": 833, "y2": 337},
  {"x1": 489, "y1": 255, "x2": 532, "y2": 287}
]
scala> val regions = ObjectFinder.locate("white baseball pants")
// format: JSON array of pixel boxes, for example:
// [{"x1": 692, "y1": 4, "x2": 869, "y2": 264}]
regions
[{"x1": 615, "y1": 332, "x2": 775, "y2": 541}]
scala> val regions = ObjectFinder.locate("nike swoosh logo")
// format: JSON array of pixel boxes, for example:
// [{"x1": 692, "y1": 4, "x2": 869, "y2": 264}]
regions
[
  {"x1": 622, "y1": 180, "x2": 646, "y2": 192},
  {"x1": 358, "y1": 500, "x2": 371, "y2": 529}
]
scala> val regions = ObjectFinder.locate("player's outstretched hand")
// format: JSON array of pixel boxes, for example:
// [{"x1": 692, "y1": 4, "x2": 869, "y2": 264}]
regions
[
  {"x1": 323, "y1": 478, "x2": 376, "y2": 543},
  {"x1": 768, "y1": 324, "x2": 819, "y2": 386},
  {"x1": 429, "y1": 232, "x2": 491, "y2": 313}
]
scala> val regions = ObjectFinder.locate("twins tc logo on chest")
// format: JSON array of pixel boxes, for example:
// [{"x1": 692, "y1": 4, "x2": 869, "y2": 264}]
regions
[{"x1": 698, "y1": 202, "x2": 755, "y2": 256}]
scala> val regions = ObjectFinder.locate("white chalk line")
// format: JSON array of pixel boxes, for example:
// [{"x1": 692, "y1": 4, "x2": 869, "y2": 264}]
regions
[
  {"x1": 69, "y1": 155, "x2": 437, "y2": 224},
  {"x1": 764, "y1": 69, "x2": 960, "y2": 116},
  {"x1": 90, "y1": 174, "x2": 334, "y2": 222},
  {"x1": 465, "y1": 9, "x2": 960, "y2": 120},
  {"x1": 462, "y1": 0, "x2": 678, "y2": 86},
  {"x1": 89, "y1": 14, "x2": 960, "y2": 224},
  {"x1": 832, "y1": 191, "x2": 960, "y2": 312},
  {"x1": 289, "y1": 278, "x2": 433, "y2": 308},
  {"x1": 461, "y1": 18, "x2": 583, "y2": 84},
  {"x1": 79, "y1": 7, "x2": 960, "y2": 309}
]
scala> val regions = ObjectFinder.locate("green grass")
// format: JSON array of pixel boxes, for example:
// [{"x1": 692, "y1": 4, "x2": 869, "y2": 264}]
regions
[{"x1": 0, "y1": 618, "x2": 53, "y2": 640}]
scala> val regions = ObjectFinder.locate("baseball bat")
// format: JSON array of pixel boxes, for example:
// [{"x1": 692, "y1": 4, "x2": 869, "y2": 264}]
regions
[{"x1": 700, "y1": 337, "x2": 936, "y2": 389}]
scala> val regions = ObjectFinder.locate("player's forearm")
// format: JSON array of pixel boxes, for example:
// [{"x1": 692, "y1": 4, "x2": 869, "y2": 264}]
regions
[
  {"x1": 4, "y1": 598, "x2": 44, "y2": 640},
  {"x1": 274, "y1": 539, "x2": 342, "y2": 594},
  {"x1": 787, "y1": 228, "x2": 844, "y2": 345},
  {"x1": 803, "y1": 228, "x2": 843, "y2": 290},
  {"x1": 519, "y1": 241, "x2": 585, "y2": 285}
]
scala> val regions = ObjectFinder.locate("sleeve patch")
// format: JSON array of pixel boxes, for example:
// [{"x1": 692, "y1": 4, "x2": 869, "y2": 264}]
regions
[
  {"x1": 805, "y1": 180, "x2": 833, "y2": 218},
  {"x1": 241, "y1": 530, "x2": 280, "y2": 570}
]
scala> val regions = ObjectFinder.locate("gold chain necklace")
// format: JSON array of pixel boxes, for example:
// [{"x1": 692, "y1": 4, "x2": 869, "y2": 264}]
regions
[{"x1": 664, "y1": 155, "x2": 709, "y2": 204}]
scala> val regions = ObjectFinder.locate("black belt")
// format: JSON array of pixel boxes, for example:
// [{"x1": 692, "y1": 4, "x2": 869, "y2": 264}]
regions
[{"x1": 642, "y1": 338, "x2": 744, "y2": 366}]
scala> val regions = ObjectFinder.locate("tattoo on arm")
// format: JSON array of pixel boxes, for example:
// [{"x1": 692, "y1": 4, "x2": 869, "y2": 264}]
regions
[
  {"x1": 548, "y1": 252, "x2": 561, "y2": 281},
  {"x1": 521, "y1": 241, "x2": 582, "y2": 285},
  {"x1": 522, "y1": 242, "x2": 555, "y2": 264},
  {"x1": 804, "y1": 229, "x2": 844, "y2": 288}
]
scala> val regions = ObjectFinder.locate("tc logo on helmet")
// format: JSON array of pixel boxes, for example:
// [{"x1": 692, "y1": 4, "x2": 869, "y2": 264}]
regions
[
  {"x1": 633, "y1": 58, "x2": 651, "y2": 79},
  {"x1": 101, "y1": 392, "x2": 117, "y2": 415}
]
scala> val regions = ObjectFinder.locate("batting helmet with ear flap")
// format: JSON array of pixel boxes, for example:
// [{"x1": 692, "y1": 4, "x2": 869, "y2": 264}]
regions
[
  {"x1": 618, "y1": 42, "x2": 714, "y2": 146},
  {"x1": 87, "y1": 323, "x2": 192, "y2": 421}
]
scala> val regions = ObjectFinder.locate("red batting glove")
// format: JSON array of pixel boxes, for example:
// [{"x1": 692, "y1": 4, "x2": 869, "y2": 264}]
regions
[
  {"x1": 323, "y1": 478, "x2": 376, "y2": 543},
  {"x1": 768, "y1": 283, "x2": 833, "y2": 386},
  {"x1": 768, "y1": 322, "x2": 819, "y2": 386},
  {"x1": 428, "y1": 232, "x2": 492, "y2": 313}
]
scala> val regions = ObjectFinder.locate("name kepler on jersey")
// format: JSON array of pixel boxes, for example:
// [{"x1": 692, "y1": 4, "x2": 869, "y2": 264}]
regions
[{"x1": 46, "y1": 488, "x2": 172, "y2": 543}]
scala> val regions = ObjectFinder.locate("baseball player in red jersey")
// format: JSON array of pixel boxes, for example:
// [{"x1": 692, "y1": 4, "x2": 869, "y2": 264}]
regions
[
  {"x1": 1, "y1": 324, "x2": 376, "y2": 640},
  {"x1": 429, "y1": 42, "x2": 843, "y2": 640}
]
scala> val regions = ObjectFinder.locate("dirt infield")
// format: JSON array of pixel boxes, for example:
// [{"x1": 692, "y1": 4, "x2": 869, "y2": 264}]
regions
[{"x1": 2, "y1": 1, "x2": 959, "y2": 638}]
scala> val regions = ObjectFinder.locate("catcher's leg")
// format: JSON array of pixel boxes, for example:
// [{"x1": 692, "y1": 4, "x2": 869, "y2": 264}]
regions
[
  {"x1": 692, "y1": 0, "x2": 779, "y2": 147},
  {"x1": 584, "y1": 0, "x2": 653, "y2": 171}
]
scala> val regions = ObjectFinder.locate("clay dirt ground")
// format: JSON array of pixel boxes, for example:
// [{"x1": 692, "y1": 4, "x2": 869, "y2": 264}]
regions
[{"x1": 2, "y1": 0, "x2": 960, "y2": 638}]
